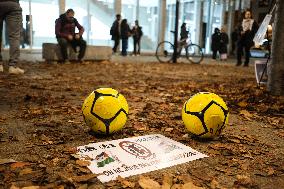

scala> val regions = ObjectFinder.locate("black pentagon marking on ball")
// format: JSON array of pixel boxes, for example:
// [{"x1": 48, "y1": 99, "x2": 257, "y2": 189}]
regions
[
  {"x1": 90, "y1": 91, "x2": 128, "y2": 135},
  {"x1": 184, "y1": 100, "x2": 229, "y2": 136}
]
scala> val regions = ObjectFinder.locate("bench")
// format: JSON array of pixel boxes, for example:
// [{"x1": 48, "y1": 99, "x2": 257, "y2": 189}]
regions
[{"x1": 42, "y1": 43, "x2": 112, "y2": 62}]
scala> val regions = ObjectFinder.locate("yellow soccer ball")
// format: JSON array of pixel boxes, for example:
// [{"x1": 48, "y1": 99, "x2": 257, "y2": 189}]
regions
[
  {"x1": 82, "y1": 88, "x2": 128, "y2": 135},
  {"x1": 182, "y1": 92, "x2": 229, "y2": 138}
]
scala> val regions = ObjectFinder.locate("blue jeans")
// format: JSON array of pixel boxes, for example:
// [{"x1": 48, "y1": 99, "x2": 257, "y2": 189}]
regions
[{"x1": 121, "y1": 38, "x2": 128, "y2": 56}]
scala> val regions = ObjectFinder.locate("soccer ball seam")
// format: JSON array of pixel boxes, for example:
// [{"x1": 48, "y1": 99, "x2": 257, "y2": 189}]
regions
[
  {"x1": 89, "y1": 91, "x2": 128, "y2": 134},
  {"x1": 184, "y1": 100, "x2": 229, "y2": 136}
]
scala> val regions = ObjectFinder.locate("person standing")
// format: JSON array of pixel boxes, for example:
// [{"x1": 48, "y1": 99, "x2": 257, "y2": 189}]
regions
[
  {"x1": 120, "y1": 19, "x2": 131, "y2": 56},
  {"x1": 55, "y1": 8, "x2": 86, "y2": 63},
  {"x1": 179, "y1": 23, "x2": 189, "y2": 54},
  {"x1": 220, "y1": 27, "x2": 229, "y2": 61},
  {"x1": 0, "y1": 0, "x2": 24, "y2": 74},
  {"x1": 211, "y1": 28, "x2": 221, "y2": 60},
  {"x1": 110, "y1": 14, "x2": 121, "y2": 54},
  {"x1": 236, "y1": 10, "x2": 258, "y2": 66},
  {"x1": 131, "y1": 20, "x2": 143, "y2": 56}
]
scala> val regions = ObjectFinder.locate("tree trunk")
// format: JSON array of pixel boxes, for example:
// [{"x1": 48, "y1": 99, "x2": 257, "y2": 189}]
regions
[{"x1": 268, "y1": 0, "x2": 284, "y2": 95}]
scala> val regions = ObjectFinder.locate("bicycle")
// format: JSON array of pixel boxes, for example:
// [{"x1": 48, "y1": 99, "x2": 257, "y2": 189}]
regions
[{"x1": 155, "y1": 31, "x2": 204, "y2": 63}]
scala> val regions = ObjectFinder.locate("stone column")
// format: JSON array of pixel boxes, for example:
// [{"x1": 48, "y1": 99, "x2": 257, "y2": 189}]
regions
[
  {"x1": 115, "y1": 0, "x2": 122, "y2": 16},
  {"x1": 194, "y1": 0, "x2": 202, "y2": 45},
  {"x1": 227, "y1": 0, "x2": 235, "y2": 54},
  {"x1": 58, "y1": 0, "x2": 65, "y2": 15},
  {"x1": 158, "y1": 0, "x2": 167, "y2": 44}
]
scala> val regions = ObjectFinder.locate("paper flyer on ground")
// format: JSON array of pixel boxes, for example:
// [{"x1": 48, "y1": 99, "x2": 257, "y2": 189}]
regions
[{"x1": 77, "y1": 134, "x2": 208, "y2": 183}]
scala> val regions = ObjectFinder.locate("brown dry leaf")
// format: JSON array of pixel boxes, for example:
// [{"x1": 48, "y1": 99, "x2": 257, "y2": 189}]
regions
[
  {"x1": 239, "y1": 110, "x2": 253, "y2": 120},
  {"x1": 22, "y1": 186, "x2": 40, "y2": 189},
  {"x1": 100, "y1": 60, "x2": 110, "y2": 64},
  {"x1": 76, "y1": 160, "x2": 91, "y2": 167},
  {"x1": 19, "y1": 168, "x2": 33, "y2": 176},
  {"x1": 161, "y1": 174, "x2": 173, "y2": 189},
  {"x1": 0, "y1": 159, "x2": 16, "y2": 165},
  {"x1": 10, "y1": 185, "x2": 20, "y2": 189},
  {"x1": 165, "y1": 128, "x2": 174, "y2": 132},
  {"x1": 238, "y1": 101, "x2": 248, "y2": 108},
  {"x1": 133, "y1": 123, "x2": 147, "y2": 131},
  {"x1": 11, "y1": 162, "x2": 30, "y2": 169},
  {"x1": 183, "y1": 181, "x2": 205, "y2": 189},
  {"x1": 117, "y1": 175, "x2": 135, "y2": 188},
  {"x1": 235, "y1": 175, "x2": 252, "y2": 185},
  {"x1": 138, "y1": 176, "x2": 161, "y2": 189},
  {"x1": 267, "y1": 167, "x2": 275, "y2": 176},
  {"x1": 72, "y1": 174, "x2": 97, "y2": 182},
  {"x1": 210, "y1": 179, "x2": 220, "y2": 189}
]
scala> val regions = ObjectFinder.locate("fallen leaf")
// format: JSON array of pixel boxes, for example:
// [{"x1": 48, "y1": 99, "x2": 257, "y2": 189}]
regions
[
  {"x1": 11, "y1": 162, "x2": 30, "y2": 169},
  {"x1": 76, "y1": 160, "x2": 91, "y2": 167},
  {"x1": 117, "y1": 175, "x2": 135, "y2": 188},
  {"x1": 183, "y1": 181, "x2": 204, "y2": 189},
  {"x1": 138, "y1": 176, "x2": 161, "y2": 189},
  {"x1": 165, "y1": 128, "x2": 174, "y2": 132},
  {"x1": 19, "y1": 168, "x2": 33, "y2": 176},
  {"x1": 238, "y1": 101, "x2": 248, "y2": 108},
  {"x1": 72, "y1": 174, "x2": 97, "y2": 182},
  {"x1": 0, "y1": 159, "x2": 16, "y2": 165},
  {"x1": 161, "y1": 174, "x2": 173, "y2": 189},
  {"x1": 239, "y1": 110, "x2": 253, "y2": 120},
  {"x1": 22, "y1": 186, "x2": 40, "y2": 189},
  {"x1": 267, "y1": 167, "x2": 275, "y2": 176}
]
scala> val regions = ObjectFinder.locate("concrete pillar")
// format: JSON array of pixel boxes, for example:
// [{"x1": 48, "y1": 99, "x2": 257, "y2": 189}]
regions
[
  {"x1": 221, "y1": 0, "x2": 227, "y2": 27},
  {"x1": 158, "y1": 0, "x2": 167, "y2": 44},
  {"x1": 58, "y1": 0, "x2": 65, "y2": 15},
  {"x1": 115, "y1": 0, "x2": 122, "y2": 15},
  {"x1": 227, "y1": 0, "x2": 235, "y2": 54},
  {"x1": 136, "y1": 0, "x2": 139, "y2": 20},
  {"x1": 206, "y1": 0, "x2": 214, "y2": 53},
  {"x1": 194, "y1": 0, "x2": 202, "y2": 45}
]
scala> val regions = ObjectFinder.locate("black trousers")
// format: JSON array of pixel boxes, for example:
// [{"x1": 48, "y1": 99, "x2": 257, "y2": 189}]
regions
[
  {"x1": 112, "y1": 37, "x2": 120, "y2": 53},
  {"x1": 57, "y1": 37, "x2": 86, "y2": 60},
  {"x1": 237, "y1": 41, "x2": 252, "y2": 65},
  {"x1": 212, "y1": 50, "x2": 219, "y2": 59},
  {"x1": 133, "y1": 38, "x2": 141, "y2": 55}
]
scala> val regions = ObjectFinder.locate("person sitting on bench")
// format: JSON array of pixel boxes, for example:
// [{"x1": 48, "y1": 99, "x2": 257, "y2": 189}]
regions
[{"x1": 55, "y1": 8, "x2": 86, "y2": 63}]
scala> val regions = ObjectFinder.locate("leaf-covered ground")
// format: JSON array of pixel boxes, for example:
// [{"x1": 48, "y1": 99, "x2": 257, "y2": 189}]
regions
[{"x1": 0, "y1": 57, "x2": 283, "y2": 189}]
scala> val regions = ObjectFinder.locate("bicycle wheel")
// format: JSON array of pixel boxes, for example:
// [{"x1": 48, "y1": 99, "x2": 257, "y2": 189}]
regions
[
  {"x1": 186, "y1": 44, "x2": 204, "y2": 64},
  {"x1": 156, "y1": 41, "x2": 174, "y2": 63}
]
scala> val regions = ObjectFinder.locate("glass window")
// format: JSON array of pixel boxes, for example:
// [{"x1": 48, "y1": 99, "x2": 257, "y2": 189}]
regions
[
  {"x1": 28, "y1": 0, "x2": 59, "y2": 48},
  {"x1": 89, "y1": 0, "x2": 115, "y2": 46},
  {"x1": 137, "y1": 1, "x2": 159, "y2": 51}
]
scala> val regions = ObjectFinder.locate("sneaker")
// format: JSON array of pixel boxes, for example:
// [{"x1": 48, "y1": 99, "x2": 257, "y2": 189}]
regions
[
  {"x1": 0, "y1": 65, "x2": 3, "y2": 72},
  {"x1": 8, "y1": 66, "x2": 25, "y2": 75}
]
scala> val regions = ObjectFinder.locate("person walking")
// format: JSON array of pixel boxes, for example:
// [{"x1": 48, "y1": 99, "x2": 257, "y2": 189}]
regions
[
  {"x1": 0, "y1": 0, "x2": 24, "y2": 74},
  {"x1": 211, "y1": 28, "x2": 221, "y2": 60},
  {"x1": 179, "y1": 23, "x2": 189, "y2": 54},
  {"x1": 55, "y1": 8, "x2": 86, "y2": 63},
  {"x1": 110, "y1": 14, "x2": 121, "y2": 54},
  {"x1": 236, "y1": 10, "x2": 258, "y2": 67},
  {"x1": 131, "y1": 20, "x2": 143, "y2": 56},
  {"x1": 120, "y1": 19, "x2": 131, "y2": 56},
  {"x1": 220, "y1": 27, "x2": 229, "y2": 61}
]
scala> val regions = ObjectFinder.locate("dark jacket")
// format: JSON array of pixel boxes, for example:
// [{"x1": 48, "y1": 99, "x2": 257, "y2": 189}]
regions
[
  {"x1": 110, "y1": 20, "x2": 120, "y2": 40},
  {"x1": 239, "y1": 19, "x2": 258, "y2": 46},
  {"x1": 131, "y1": 26, "x2": 143, "y2": 40},
  {"x1": 120, "y1": 20, "x2": 131, "y2": 40},
  {"x1": 55, "y1": 13, "x2": 84, "y2": 39},
  {"x1": 220, "y1": 32, "x2": 229, "y2": 54},
  {"x1": 180, "y1": 26, "x2": 189, "y2": 40},
  {"x1": 211, "y1": 31, "x2": 221, "y2": 51}
]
